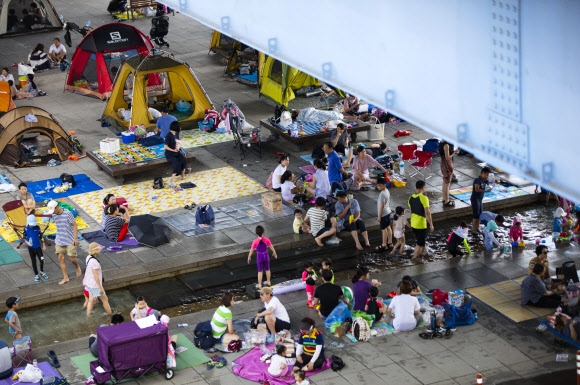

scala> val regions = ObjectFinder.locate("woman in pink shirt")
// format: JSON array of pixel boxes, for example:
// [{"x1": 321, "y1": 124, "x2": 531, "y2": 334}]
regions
[
  {"x1": 247, "y1": 225, "x2": 278, "y2": 288},
  {"x1": 352, "y1": 146, "x2": 389, "y2": 190}
]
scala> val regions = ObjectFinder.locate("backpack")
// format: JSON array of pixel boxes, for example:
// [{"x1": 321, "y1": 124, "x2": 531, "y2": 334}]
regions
[
  {"x1": 331, "y1": 354, "x2": 345, "y2": 371},
  {"x1": 352, "y1": 317, "x2": 370, "y2": 341},
  {"x1": 60, "y1": 173, "x2": 76, "y2": 187},
  {"x1": 423, "y1": 138, "x2": 440, "y2": 153},
  {"x1": 274, "y1": 105, "x2": 286, "y2": 124},
  {"x1": 153, "y1": 177, "x2": 164, "y2": 189},
  {"x1": 193, "y1": 321, "x2": 215, "y2": 350},
  {"x1": 227, "y1": 339, "x2": 242, "y2": 352},
  {"x1": 195, "y1": 204, "x2": 215, "y2": 225},
  {"x1": 375, "y1": 155, "x2": 392, "y2": 169},
  {"x1": 311, "y1": 144, "x2": 325, "y2": 160}
]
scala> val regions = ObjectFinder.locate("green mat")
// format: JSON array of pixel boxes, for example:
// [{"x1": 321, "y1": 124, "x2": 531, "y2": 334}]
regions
[
  {"x1": 0, "y1": 238, "x2": 23, "y2": 265},
  {"x1": 71, "y1": 333, "x2": 209, "y2": 378}
]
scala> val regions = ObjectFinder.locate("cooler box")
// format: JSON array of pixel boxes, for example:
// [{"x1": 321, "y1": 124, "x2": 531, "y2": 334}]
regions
[
  {"x1": 262, "y1": 192, "x2": 282, "y2": 212},
  {"x1": 100, "y1": 138, "x2": 120, "y2": 154},
  {"x1": 121, "y1": 131, "x2": 136, "y2": 144}
]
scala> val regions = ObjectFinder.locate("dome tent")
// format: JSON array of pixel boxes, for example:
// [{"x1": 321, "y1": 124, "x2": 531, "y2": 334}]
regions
[
  {"x1": 65, "y1": 23, "x2": 154, "y2": 100},
  {"x1": 0, "y1": 0, "x2": 62, "y2": 37},
  {"x1": 101, "y1": 52, "x2": 213, "y2": 131},
  {"x1": 0, "y1": 107, "x2": 73, "y2": 166}
]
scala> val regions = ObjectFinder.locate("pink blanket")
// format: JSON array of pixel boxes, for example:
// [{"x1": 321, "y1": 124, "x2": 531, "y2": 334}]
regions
[{"x1": 232, "y1": 346, "x2": 331, "y2": 385}]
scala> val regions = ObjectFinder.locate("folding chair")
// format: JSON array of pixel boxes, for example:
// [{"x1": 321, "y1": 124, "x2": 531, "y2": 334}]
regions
[
  {"x1": 410, "y1": 150, "x2": 434, "y2": 179},
  {"x1": 2, "y1": 200, "x2": 51, "y2": 248},
  {"x1": 12, "y1": 336, "x2": 32, "y2": 367},
  {"x1": 397, "y1": 143, "x2": 417, "y2": 174},
  {"x1": 233, "y1": 126, "x2": 262, "y2": 160}
]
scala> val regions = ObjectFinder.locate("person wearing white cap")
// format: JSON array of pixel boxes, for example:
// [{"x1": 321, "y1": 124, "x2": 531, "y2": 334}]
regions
[
  {"x1": 254, "y1": 287, "x2": 291, "y2": 334},
  {"x1": 83, "y1": 242, "x2": 112, "y2": 316},
  {"x1": 554, "y1": 207, "x2": 571, "y2": 233},
  {"x1": 24, "y1": 214, "x2": 48, "y2": 283},
  {"x1": 47, "y1": 200, "x2": 81, "y2": 285}
]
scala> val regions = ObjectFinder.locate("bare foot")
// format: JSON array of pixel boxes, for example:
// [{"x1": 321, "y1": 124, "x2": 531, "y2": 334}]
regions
[
  {"x1": 76, "y1": 267, "x2": 82, "y2": 276},
  {"x1": 356, "y1": 245, "x2": 363, "y2": 250},
  {"x1": 315, "y1": 238, "x2": 324, "y2": 247},
  {"x1": 59, "y1": 278, "x2": 69, "y2": 285}
]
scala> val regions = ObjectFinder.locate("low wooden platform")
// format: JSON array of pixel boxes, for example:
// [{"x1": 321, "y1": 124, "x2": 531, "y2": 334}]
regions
[
  {"x1": 260, "y1": 119, "x2": 370, "y2": 149},
  {"x1": 87, "y1": 149, "x2": 196, "y2": 185}
]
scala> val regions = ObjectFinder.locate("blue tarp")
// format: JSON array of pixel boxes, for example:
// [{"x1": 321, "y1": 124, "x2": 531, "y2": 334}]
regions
[{"x1": 26, "y1": 174, "x2": 102, "y2": 200}]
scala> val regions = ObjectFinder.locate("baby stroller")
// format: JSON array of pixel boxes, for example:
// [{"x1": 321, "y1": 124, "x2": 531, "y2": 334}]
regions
[{"x1": 150, "y1": 6, "x2": 169, "y2": 48}]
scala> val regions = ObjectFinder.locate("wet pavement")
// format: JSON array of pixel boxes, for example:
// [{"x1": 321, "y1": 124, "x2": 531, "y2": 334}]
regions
[{"x1": 0, "y1": 0, "x2": 578, "y2": 383}]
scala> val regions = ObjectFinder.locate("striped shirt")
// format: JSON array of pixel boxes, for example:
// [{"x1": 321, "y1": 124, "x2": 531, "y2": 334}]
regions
[
  {"x1": 104, "y1": 215, "x2": 125, "y2": 241},
  {"x1": 211, "y1": 305, "x2": 232, "y2": 338},
  {"x1": 52, "y1": 209, "x2": 75, "y2": 246},
  {"x1": 298, "y1": 328, "x2": 324, "y2": 357},
  {"x1": 306, "y1": 207, "x2": 327, "y2": 236}
]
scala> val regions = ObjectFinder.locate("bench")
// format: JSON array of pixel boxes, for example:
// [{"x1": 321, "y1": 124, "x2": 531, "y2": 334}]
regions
[
  {"x1": 87, "y1": 148, "x2": 196, "y2": 185},
  {"x1": 260, "y1": 118, "x2": 371, "y2": 150}
]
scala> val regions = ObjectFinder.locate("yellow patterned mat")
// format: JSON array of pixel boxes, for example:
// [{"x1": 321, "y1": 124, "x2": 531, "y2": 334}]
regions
[
  {"x1": 0, "y1": 207, "x2": 89, "y2": 243},
  {"x1": 179, "y1": 129, "x2": 234, "y2": 148},
  {"x1": 70, "y1": 166, "x2": 267, "y2": 223}
]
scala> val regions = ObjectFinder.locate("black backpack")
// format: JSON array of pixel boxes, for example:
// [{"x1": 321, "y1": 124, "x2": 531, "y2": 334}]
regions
[
  {"x1": 193, "y1": 321, "x2": 215, "y2": 350},
  {"x1": 331, "y1": 354, "x2": 345, "y2": 371},
  {"x1": 153, "y1": 177, "x2": 164, "y2": 189},
  {"x1": 60, "y1": 173, "x2": 76, "y2": 187},
  {"x1": 274, "y1": 105, "x2": 286, "y2": 124}
]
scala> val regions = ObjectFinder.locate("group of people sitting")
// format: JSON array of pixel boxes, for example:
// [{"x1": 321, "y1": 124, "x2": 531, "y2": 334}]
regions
[
  {"x1": 27, "y1": 38, "x2": 67, "y2": 71},
  {"x1": 7, "y1": 2, "x2": 50, "y2": 33}
]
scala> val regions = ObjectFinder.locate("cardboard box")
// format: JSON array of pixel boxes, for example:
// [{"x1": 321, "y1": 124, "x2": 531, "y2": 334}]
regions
[
  {"x1": 262, "y1": 192, "x2": 282, "y2": 212},
  {"x1": 99, "y1": 138, "x2": 120, "y2": 154}
]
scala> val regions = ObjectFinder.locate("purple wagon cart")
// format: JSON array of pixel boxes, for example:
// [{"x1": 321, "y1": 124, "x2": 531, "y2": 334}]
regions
[{"x1": 89, "y1": 321, "x2": 174, "y2": 384}]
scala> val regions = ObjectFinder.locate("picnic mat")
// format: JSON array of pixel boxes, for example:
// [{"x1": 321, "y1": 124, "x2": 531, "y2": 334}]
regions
[
  {"x1": 0, "y1": 362, "x2": 61, "y2": 385},
  {"x1": 82, "y1": 230, "x2": 141, "y2": 251},
  {"x1": 91, "y1": 143, "x2": 165, "y2": 166},
  {"x1": 299, "y1": 165, "x2": 316, "y2": 174},
  {"x1": 26, "y1": 174, "x2": 102, "y2": 200},
  {"x1": 71, "y1": 333, "x2": 209, "y2": 378},
  {"x1": 0, "y1": 173, "x2": 13, "y2": 193},
  {"x1": 163, "y1": 198, "x2": 295, "y2": 236},
  {"x1": 449, "y1": 185, "x2": 530, "y2": 204},
  {"x1": 344, "y1": 294, "x2": 430, "y2": 342},
  {"x1": 0, "y1": 206, "x2": 89, "y2": 243},
  {"x1": 232, "y1": 345, "x2": 331, "y2": 385},
  {"x1": 70, "y1": 167, "x2": 267, "y2": 224},
  {"x1": 467, "y1": 277, "x2": 554, "y2": 323},
  {"x1": 179, "y1": 129, "x2": 234, "y2": 148},
  {"x1": 0, "y1": 237, "x2": 23, "y2": 265}
]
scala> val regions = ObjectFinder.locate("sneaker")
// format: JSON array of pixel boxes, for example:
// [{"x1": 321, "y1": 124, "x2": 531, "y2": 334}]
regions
[
  {"x1": 41, "y1": 273, "x2": 49, "y2": 280},
  {"x1": 307, "y1": 302, "x2": 315, "y2": 309},
  {"x1": 40, "y1": 256, "x2": 45, "y2": 261},
  {"x1": 34, "y1": 276, "x2": 40, "y2": 283}
]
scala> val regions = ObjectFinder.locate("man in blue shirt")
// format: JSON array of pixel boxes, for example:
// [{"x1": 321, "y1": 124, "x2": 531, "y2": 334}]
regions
[
  {"x1": 155, "y1": 106, "x2": 177, "y2": 139},
  {"x1": 323, "y1": 141, "x2": 349, "y2": 191},
  {"x1": 470, "y1": 167, "x2": 492, "y2": 235}
]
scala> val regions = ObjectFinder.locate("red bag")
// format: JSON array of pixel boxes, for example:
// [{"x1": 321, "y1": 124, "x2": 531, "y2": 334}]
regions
[{"x1": 431, "y1": 289, "x2": 448, "y2": 306}]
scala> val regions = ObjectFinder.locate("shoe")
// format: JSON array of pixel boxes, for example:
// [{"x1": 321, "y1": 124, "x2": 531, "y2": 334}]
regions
[
  {"x1": 47, "y1": 350, "x2": 60, "y2": 368},
  {"x1": 41, "y1": 273, "x2": 48, "y2": 280},
  {"x1": 307, "y1": 302, "x2": 315, "y2": 308},
  {"x1": 34, "y1": 276, "x2": 40, "y2": 283}
]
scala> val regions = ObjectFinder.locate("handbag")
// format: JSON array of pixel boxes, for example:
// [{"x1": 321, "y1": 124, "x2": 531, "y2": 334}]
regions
[
  {"x1": 368, "y1": 116, "x2": 384, "y2": 134},
  {"x1": 18, "y1": 62, "x2": 34, "y2": 76},
  {"x1": 443, "y1": 300, "x2": 475, "y2": 328}
]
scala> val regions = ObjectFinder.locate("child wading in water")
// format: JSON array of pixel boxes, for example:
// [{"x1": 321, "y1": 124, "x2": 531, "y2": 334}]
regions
[
  {"x1": 447, "y1": 221, "x2": 471, "y2": 257},
  {"x1": 248, "y1": 225, "x2": 278, "y2": 288},
  {"x1": 302, "y1": 261, "x2": 317, "y2": 308},
  {"x1": 392, "y1": 206, "x2": 410, "y2": 254}
]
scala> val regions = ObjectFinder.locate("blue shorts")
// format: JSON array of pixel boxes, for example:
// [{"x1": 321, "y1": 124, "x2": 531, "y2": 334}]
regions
[
  {"x1": 315, "y1": 227, "x2": 331, "y2": 237},
  {"x1": 471, "y1": 198, "x2": 483, "y2": 219}
]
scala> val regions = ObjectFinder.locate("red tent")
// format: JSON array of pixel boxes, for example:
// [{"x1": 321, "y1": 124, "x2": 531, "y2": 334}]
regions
[{"x1": 65, "y1": 23, "x2": 153, "y2": 100}]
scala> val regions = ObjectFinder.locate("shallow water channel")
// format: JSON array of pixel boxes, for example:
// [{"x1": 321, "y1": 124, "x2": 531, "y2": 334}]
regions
[{"x1": 2, "y1": 203, "x2": 567, "y2": 347}]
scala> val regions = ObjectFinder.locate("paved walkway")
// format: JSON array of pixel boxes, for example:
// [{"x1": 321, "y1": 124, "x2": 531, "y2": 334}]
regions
[{"x1": 0, "y1": 0, "x2": 576, "y2": 383}]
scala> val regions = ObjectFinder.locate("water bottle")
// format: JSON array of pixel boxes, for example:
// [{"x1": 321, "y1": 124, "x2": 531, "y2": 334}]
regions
[
  {"x1": 46, "y1": 181, "x2": 51, "y2": 191},
  {"x1": 41, "y1": 377, "x2": 56, "y2": 385},
  {"x1": 177, "y1": 323, "x2": 188, "y2": 327},
  {"x1": 85, "y1": 20, "x2": 91, "y2": 27},
  {"x1": 399, "y1": 152, "x2": 405, "y2": 175},
  {"x1": 557, "y1": 306, "x2": 562, "y2": 314},
  {"x1": 429, "y1": 310, "x2": 436, "y2": 331}
]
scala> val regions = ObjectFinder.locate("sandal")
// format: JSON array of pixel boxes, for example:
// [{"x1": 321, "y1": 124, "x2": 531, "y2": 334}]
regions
[
  {"x1": 387, "y1": 243, "x2": 394, "y2": 249},
  {"x1": 444, "y1": 328, "x2": 452, "y2": 339},
  {"x1": 433, "y1": 331, "x2": 443, "y2": 338},
  {"x1": 184, "y1": 203, "x2": 197, "y2": 210},
  {"x1": 375, "y1": 245, "x2": 387, "y2": 252},
  {"x1": 419, "y1": 332, "x2": 433, "y2": 340},
  {"x1": 442, "y1": 200, "x2": 455, "y2": 207}
]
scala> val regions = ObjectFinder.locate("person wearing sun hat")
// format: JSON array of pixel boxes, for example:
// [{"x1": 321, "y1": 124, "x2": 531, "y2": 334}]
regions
[
  {"x1": 83, "y1": 242, "x2": 112, "y2": 317},
  {"x1": 47, "y1": 200, "x2": 81, "y2": 285},
  {"x1": 254, "y1": 287, "x2": 291, "y2": 334}
]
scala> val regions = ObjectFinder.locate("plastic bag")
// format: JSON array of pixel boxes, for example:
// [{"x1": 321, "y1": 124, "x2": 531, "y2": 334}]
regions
[
  {"x1": 175, "y1": 99, "x2": 192, "y2": 112},
  {"x1": 324, "y1": 302, "x2": 351, "y2": 330},
  {"x1": 19, "y1": 364, "x2": 43, "y2": 383}
]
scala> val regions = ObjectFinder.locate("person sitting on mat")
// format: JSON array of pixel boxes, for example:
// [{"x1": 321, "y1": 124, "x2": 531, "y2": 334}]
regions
[
  {"x1": 304, "y1": 159, "x2": 331, "y2": 199},
  {"x1": 521, "y1": 263, "x2": 563, "y2": 308},
  {"x1": 16, "y1": 182, "x2": 35, "y2": 215},
  {"x1": 103, "y1": 204, "x2": 130, "y2": 242},
  {"x1": 555, "y1": 313, "x2": 580, "y2": 342},
  {"x1": 102, "y1": 193, "x2": 129, "y2": 213}
]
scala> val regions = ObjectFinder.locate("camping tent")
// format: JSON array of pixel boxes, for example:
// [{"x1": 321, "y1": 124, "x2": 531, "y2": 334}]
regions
[
  {"x1": 0, "y1": 107, "x2": 73, "y2": 165},
  {"x1": 65, "y1": 23, "x2": 154, "y2": 100},
  {"x1": 224, "y1": 46, "x2": 263, "y2": 86},
  {"x1": 0, "y1": 82, "x2": 16, "y2": 116},
  {"x1": 101, "y1": 52, "x2": 213, "y2": 131},
  {"x1": 259, "y1": 55, "x2": 319, "y2": 107},
  {"x1": 0, "y1": 0, "x2": 62, "y2": 37},
  {"x1": 208, "y1": 30, "x2": 240, "y2": 58}
]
